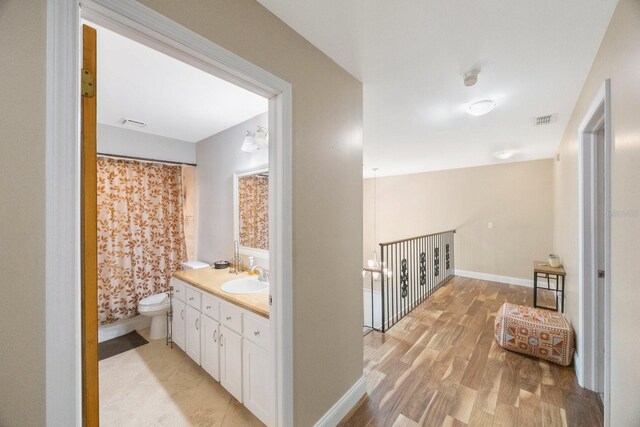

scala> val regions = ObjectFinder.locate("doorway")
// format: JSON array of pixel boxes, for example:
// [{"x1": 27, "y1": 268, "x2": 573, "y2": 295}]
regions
[
  {"x1": 578, "y1": 79, "x2": 611, "y2": 424},
  {"x1": 46, "y1": 1, "x2": 293, "y2": 425}
]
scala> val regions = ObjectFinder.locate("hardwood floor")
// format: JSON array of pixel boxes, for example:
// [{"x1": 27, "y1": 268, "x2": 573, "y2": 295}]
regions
[{"x1": 341, "y1": 276, "x2": 603, "y2": 427}]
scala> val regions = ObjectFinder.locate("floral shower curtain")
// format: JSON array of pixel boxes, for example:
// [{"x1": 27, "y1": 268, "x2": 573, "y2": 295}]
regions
[
  {"x1": 97, "y1": 157, "x2": 187, "y2": 325},
  {"x1": 238, "y1": 175, "x2": 269, "y2": 250}
]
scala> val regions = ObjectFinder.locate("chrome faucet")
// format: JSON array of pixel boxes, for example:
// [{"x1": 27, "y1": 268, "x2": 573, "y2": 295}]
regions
[{"x1": 251, "y1": 265, "x2": 269, "y2": 283}]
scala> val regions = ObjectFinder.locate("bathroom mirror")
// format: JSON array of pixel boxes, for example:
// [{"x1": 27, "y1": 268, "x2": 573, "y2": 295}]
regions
[{"x1": 233, "y1": 165, "x2": 269, "y2": 258}]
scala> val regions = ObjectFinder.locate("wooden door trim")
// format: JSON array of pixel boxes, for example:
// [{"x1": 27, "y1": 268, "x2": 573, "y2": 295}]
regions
[{"x1": 81, "y1": 24, "x2": 99, "y2": 427}]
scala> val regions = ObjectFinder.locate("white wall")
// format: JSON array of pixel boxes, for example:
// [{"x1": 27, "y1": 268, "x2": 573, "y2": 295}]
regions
[
  {"x1": 98, "y1": 123, "x2": 196, "y2": 164},
  {"x1": 364, "y1": 159, "x2": 555, "y2": 282},
  {"x1": 196, "y1": 112, "x2": 268, "y2": 266}
]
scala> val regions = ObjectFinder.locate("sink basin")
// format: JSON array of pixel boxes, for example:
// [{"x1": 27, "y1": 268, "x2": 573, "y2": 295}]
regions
[{"x1": 221, "y1": 277, "x2": 268, "y2": 294}]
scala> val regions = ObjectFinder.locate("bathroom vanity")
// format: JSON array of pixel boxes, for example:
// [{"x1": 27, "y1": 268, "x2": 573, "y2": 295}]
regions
[{"x1": 171, "y1": 268, "x2": 271, "y2": 425}]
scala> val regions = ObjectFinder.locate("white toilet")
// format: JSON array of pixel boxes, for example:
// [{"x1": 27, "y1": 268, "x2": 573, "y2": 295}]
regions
[
  {"x1": 138, "y1": 261, "x2": 209, "y2": 340},
  {"x1": 138, "y1": 292, "x2": 171, "y2": 340}
]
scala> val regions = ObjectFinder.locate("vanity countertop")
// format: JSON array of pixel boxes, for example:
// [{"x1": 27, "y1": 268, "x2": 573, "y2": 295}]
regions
[{"x1": 172, "y1": 268, "x2": 269, "y2": 319}]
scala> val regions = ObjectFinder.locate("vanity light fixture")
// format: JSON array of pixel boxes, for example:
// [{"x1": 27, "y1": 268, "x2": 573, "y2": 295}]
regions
[
  {"x1": 241, "y1": 130, "x2": 258, "y2": 152},
  {"x1": 467, "y1": 99, "x2": 496, "y2": 116},
  {"x1": 241, "y1": 126, "x2": 269, "y2": 152},
  {"x1": 493, "y1": 150, "x2": 514, "y2": 160}
]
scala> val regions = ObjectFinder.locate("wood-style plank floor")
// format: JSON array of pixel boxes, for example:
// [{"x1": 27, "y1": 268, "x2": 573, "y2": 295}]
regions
[{"x1": 341, "y1": 276, "x2": 603, "y2": 427}]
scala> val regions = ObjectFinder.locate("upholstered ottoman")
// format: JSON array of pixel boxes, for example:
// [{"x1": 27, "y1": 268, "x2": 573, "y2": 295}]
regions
[{"x1": 494, "y1": 303, "x2": 574, "y2": 366}]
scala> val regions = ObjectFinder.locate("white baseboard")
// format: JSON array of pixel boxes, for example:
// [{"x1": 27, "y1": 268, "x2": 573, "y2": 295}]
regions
[
  {"x1": 455, "y1": 269, "x2": 534, "y2": 287},
  {"x1": 574, "y1": 351, "x2": 584, "y2": 387},
  {"x1": 98, "y1": 315, "x2": 151, "y2": 343},
  {"x1": 314, "y1": 376, "x2": 366, "y2": 427}
]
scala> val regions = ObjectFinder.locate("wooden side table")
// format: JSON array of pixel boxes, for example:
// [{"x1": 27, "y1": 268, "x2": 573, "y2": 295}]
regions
[{"x1": 533, "y1": 261, "x2": 566, "y2": 312}]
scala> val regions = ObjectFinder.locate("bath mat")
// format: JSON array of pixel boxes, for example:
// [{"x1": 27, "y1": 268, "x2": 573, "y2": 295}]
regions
[{"x1": 98, "y1": 331, "x2": 149, "y2": 361}]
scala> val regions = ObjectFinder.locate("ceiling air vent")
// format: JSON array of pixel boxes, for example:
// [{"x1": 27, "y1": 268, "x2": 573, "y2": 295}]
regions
[
  {"x1": 534, "y1": 114, "x2": 558, "y2": 126},
  {"x1": 120, "y1": 118, "x2": 147, "y2": 129}
]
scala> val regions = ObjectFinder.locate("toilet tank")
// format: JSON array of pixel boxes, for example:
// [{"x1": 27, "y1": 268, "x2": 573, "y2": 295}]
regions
[{"x1": 181, "y1": 261, "x2": 210, "y2": 270}]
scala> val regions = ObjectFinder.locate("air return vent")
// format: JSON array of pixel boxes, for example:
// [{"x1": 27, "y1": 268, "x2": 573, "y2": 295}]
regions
[
  {"x1": 120, "y1": 118, "x2": 147, "y2": 129},
  {"x1": 534, "y1": 114, "x2": 558, "y2": 126}
]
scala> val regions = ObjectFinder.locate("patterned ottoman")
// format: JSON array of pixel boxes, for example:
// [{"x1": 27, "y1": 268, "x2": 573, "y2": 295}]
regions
[{"x1": 494, "y1": 303, "x2": 574, "y2": 366}]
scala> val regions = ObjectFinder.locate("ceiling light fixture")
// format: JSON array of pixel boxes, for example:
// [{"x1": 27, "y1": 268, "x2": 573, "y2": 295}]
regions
[
  {"x1": 467, "y1": 99, "x2": 496, "y2": 116},
  {"x1": 362, "y1": 168, "x2": 392, "y2": 281},
  {"x1": 494, "y1": 150, "x2": 514, "y2": 160}
]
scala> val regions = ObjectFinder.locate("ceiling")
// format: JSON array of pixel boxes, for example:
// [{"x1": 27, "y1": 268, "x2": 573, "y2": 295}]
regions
[
  {"x1": 94, "y1": 24, "x2": 268, "y2": 143},
  {"x1": 257, "y1": 0, "x2": 618, "y2": 177}
]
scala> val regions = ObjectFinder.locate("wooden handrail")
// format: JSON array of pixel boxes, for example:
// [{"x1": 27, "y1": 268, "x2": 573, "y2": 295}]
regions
[{"x1": 379, "y1": 229, "x2": 456, "y2": 246}]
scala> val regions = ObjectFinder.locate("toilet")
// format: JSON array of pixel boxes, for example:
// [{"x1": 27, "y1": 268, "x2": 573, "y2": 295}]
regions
[
  {"x1": 138, "y1": 292, "x2": 171, "y2": 340},
  {"x1": 138, "y1": 261, "x2": 209, "y2": 340}
]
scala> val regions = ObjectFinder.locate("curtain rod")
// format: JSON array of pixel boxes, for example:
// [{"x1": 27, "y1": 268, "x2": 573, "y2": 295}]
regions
[{"x1": 97, "y1": 153, "x2": 197, "y2": 167}]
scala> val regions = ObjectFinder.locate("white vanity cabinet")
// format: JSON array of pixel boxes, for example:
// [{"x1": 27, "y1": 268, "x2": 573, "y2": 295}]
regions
[
  {"x1": 185, "y1": 305, "x2": 201, "y2": 364},
  {"x1": 243, "y1": 313, "x2": 272, "y2": 425},
  {"x1": 220, "y1": 325, "x2": 243, "y2": 402},
  {"x1": 170, "y1": 277, "x2": 271, "y2": 425},
  {"x1": 171, "y1": 278, "x2": 187, "y2": 350}
]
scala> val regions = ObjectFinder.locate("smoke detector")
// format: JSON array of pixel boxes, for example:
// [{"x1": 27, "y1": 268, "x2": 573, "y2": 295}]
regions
[
  {"x1": 120, "y1": 118, "x2": 148, "y2": 129},
  {"x1": 463, "y1": 69, "x2": 480, "y2": 87}
]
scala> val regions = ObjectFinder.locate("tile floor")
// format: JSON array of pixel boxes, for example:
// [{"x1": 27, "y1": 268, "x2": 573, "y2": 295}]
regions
[{"x1": 99, "y1": 328, "x2": 263, "y2": 427}]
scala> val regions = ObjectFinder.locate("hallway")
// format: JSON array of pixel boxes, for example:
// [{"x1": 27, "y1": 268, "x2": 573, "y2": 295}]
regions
[{"x1": 342, "y1": 277, "x2": 603, "y2": 426}]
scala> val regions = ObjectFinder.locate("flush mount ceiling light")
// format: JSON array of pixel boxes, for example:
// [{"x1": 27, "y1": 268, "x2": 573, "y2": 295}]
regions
[
  {"x1": 467, "y1": 99, "x2": 496, "y2": 116},
  {"x1": 494, "y1": 150, "x2": 514, "y2": 160}
]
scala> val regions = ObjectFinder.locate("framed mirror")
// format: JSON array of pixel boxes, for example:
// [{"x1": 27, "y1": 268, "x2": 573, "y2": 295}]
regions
[{"x1": 233, "y1": 164, "x2": 269, "y2": 259}]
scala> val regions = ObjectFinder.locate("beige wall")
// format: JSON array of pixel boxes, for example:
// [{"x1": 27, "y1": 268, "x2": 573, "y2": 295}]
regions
[
  {"x1": 0, "y1": 0, "x2": 47, "y2": 425},
  {"x1": 364, "y1": 159, "x2": 554, "y2": 281},
  {"x1": 137, "y1": 1, "x2": 364, "y2": 425},
  {"x1": 553, "y1": 0, "x2": 640, "y2": 424}
]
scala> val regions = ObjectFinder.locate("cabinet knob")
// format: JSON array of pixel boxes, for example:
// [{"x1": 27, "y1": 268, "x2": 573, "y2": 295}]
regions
[
  {"x1": 195, "y1": 318, "x2": 199, "y2": 330},
  {"x1": 189, "y1": 297, "x2": 194, "y2": 301},
  {"x1": 213, "y1": 330, "x2": 217, "y2": 342},
  {"x1": 226, "y1": 316, "x2": 231, "y2": 321},
  {"x1": 206, "y1": 305, "x2": 211, "y2": 309},
  {"x1": 220, "y1": 334, "x2": 224, "y2": 347},
  {"x1": 254, "y1": 331, "x2": 260, "y2": 336},
  {"x1": 181, "y1": 309, "x2": 184, "y2": 320}
]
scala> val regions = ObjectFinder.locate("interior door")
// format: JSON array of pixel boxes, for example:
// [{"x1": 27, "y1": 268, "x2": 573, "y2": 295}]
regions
[
  {"x1": 81, "y1": 24, "x2": 99, "y2": 427},
  {"x1": 595, "y1": 125, "x2": 606, "y2": 395}
]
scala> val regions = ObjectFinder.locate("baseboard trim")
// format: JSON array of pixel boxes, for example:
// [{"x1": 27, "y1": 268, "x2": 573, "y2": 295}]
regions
[
  {"x1": 314, "y1": 376, "x2": 366, "y2": 427},
  {"x1": 98, "y1": 315, "x2": 151, "y2": 343},
  {"x1": 574, "y1": 351, "x2": 584, "y2": 387},
  {"x1": 455, "y1": 269, "x2": 533, "y2": 287}
]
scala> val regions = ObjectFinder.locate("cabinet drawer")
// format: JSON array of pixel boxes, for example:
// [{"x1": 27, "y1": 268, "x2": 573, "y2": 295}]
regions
[
  {"x1": 172, "y1": 278, "x2": 186, "y2": 302},
  {"x1": 186, "y1": 286, "x2": 201, "y2": 310},
  {"x1": 220, "y1": 302, "x2": 243, "y2": 334},
  {"x1": 244, "y1": 314, "x2": 269, "y2": 349},
  {"x1": 202, "y1": 293, "x2": 220, "y2": 321}
]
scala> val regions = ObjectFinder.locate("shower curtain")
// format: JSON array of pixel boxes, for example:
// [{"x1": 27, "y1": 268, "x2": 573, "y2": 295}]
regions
[{"x1": 97, "y1": 157, "x2": 187, "y2": 325}]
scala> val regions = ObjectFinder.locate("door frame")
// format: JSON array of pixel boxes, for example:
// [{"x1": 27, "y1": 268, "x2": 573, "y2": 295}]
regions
[
  {"x1": 45, "y1": 1, "x2": 293, "y2": 425},
  {"x1": 577, "y1": 79, "x2": 611, "y2": 425}
]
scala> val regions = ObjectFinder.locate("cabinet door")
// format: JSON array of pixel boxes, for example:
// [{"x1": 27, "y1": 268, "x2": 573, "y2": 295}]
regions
[
  {"x1": 243, "y1": 339, "x2": 271, "y2": 425},
  {"x1": 185, "y1": 305, "x2": 201, "y2": 364},
  {"x1": 220, "y1": 325, "x2": 242, "y2": 402},
  {"x1": 172, "y1": 299, "x2": 186, "y2": 350},
  {"x1": 201, "y1": 315, "x2": 220, "y2": 381}
]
